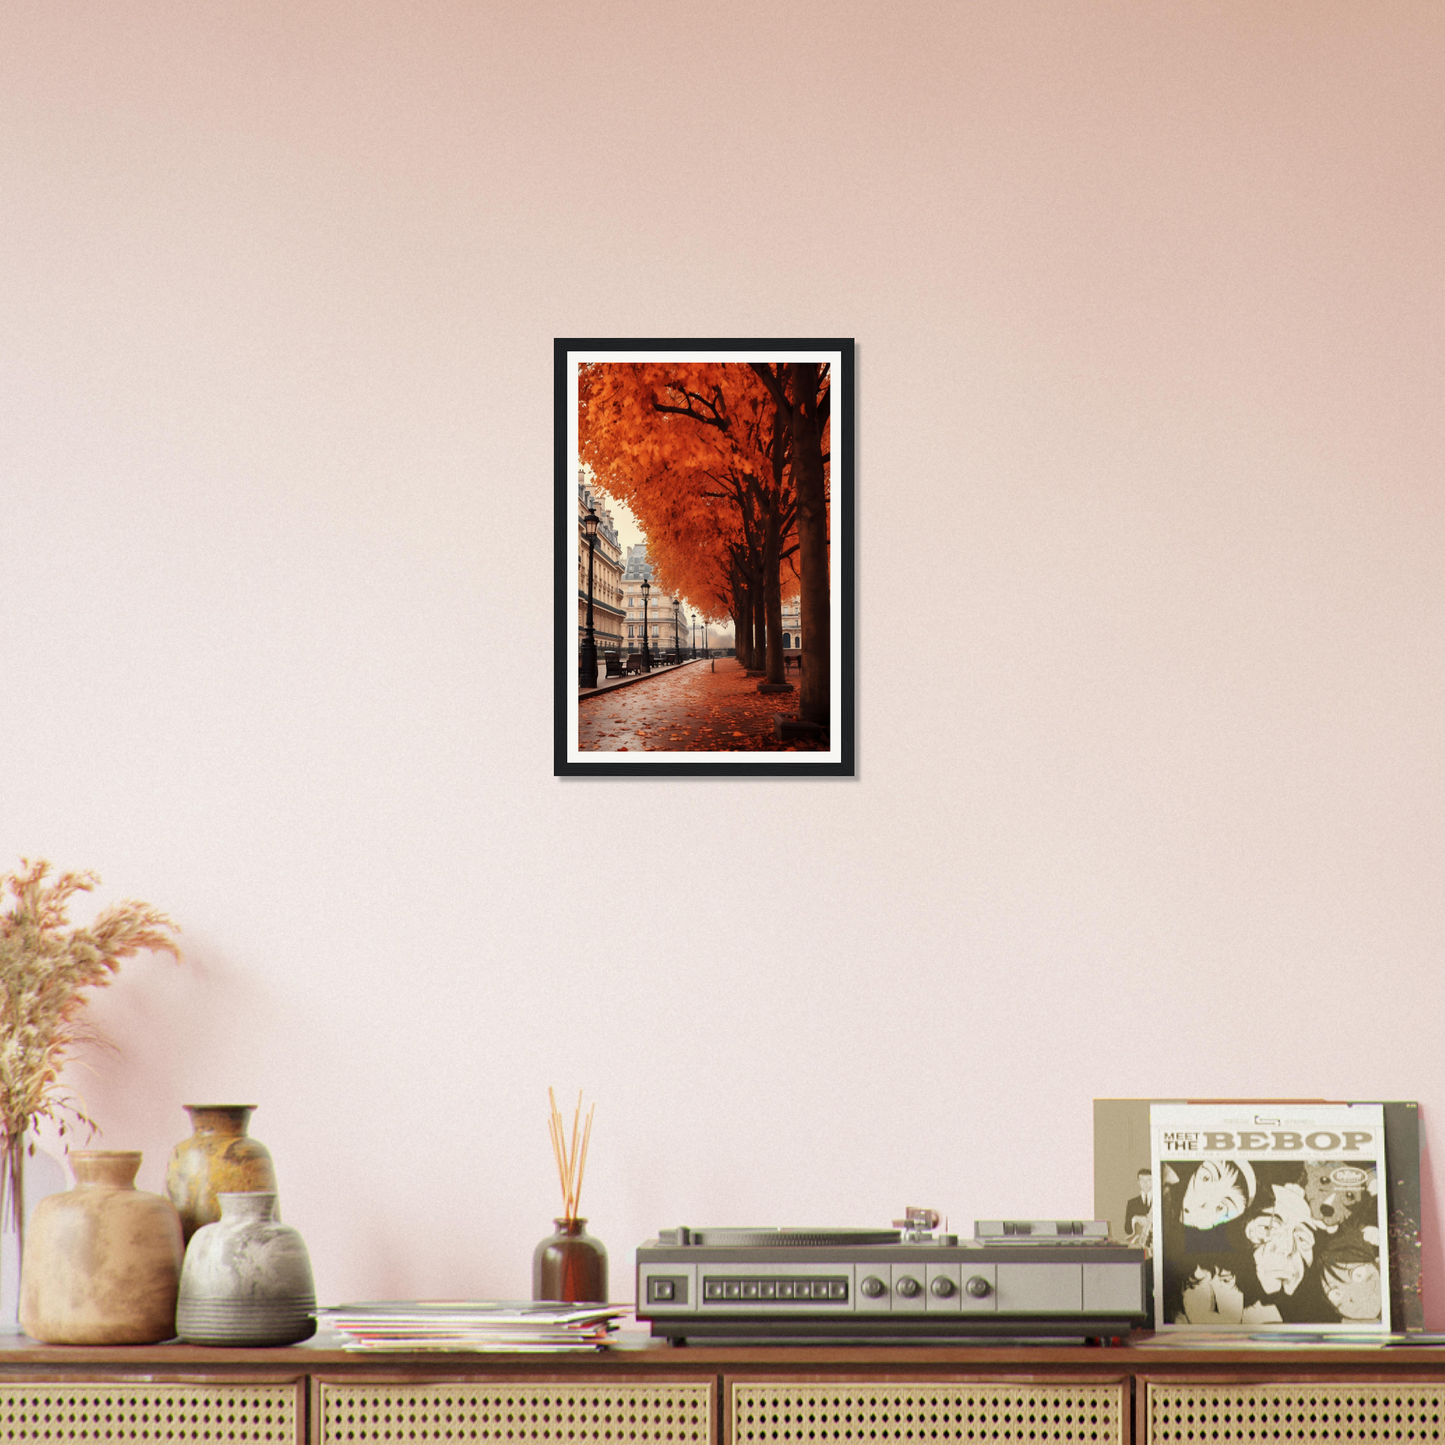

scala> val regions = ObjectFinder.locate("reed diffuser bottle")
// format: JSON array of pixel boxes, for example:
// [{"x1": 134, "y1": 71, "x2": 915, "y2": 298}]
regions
[{"x1": 532, "y1": 1089, "x2": 607, "y2": 1303}]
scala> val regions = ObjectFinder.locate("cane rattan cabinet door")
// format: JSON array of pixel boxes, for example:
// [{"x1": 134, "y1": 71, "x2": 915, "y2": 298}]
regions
[
  {"x1": 318, "y1": 1378, "x2": 715, "y2": 1445},
  {"x1": 1145, "y1": 1380, "x2": 1445, "y2": 1444},
  {"x1": 0, "y1": 1380, "x2": 302, "y2": 1444},
  {"x1": 729, "y1": 1380, "x2": 1124, "y2": 1445}
]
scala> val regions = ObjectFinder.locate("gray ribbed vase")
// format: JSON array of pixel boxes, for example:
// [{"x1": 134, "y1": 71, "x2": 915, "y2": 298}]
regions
[{"x1": 176, "y1": 1192, "x2": 316, "y2": 1346}]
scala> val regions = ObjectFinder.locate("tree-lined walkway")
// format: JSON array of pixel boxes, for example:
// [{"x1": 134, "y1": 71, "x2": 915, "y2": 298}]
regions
[
  {"x1": 579, "y1": 360, "x2": 832, "y2": 730},
  {"x1": 578, "y1": 659, "x2": 826, "y2": 753}
]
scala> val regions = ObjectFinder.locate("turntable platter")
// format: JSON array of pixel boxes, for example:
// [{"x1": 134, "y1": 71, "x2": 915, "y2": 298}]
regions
[{"x1": 682, "y1": 1228, "x2": 903, "y2": 1248}]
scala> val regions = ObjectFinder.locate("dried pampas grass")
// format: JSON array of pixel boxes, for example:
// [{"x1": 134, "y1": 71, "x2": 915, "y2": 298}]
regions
[{"x1": 1, "y1": 859, "x2": 180, "y2": 1234}]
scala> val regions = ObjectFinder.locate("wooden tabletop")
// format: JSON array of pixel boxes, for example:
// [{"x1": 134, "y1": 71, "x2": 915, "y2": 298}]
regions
[{"x1": 2, "y1": 1328, "x2": 1444, "y2": 1373}]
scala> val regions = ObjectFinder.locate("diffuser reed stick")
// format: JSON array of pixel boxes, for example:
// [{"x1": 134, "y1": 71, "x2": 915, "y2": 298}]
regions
[{"x1": 548, "y1": 1087, "x2": 594, "y2": 1224}]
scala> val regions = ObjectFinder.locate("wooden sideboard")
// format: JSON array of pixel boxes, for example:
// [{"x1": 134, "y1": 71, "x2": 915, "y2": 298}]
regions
[{"x1": 3, "y1": 1332, "x2": 1445, "y2": 1444}]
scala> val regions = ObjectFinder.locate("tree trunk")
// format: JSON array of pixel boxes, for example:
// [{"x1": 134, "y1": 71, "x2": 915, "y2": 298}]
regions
[
  {"x1": 789, "y1": 363, "x2": 830, "y2": 728},
  {"x1": 729, "y1": 566, "x2": 751, "y2": 668},
  {"x1": 763, "y1": 514, "x2": 784, "y2": 684},
  {"x1": 750, "y1": 569, "x2": 767, "y2": 671}
]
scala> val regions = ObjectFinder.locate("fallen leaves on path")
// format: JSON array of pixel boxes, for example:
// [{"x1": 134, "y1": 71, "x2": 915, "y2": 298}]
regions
[{"x1": 578, "y1": 662, "x2": 827, "y2": 753}]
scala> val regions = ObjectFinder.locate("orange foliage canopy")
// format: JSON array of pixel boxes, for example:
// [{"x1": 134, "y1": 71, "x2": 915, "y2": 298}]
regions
[{"x1": 577, "y1": 363, "x2": 799, "y2": 622}]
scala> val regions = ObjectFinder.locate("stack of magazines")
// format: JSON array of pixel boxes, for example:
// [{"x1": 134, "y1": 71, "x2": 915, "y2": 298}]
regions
[{"x1": 315, "y1": 1301, "x2": 630, "y2": 1351}]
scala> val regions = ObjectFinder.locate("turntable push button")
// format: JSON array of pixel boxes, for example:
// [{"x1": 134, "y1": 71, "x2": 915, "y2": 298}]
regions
[
  {"x1": 896, "y1": 1275, "x2": 922, "y2": 1298},
  {"x1": 860, "y1": 1275, "x2": 886, "y2": 1299},
  {"x1": 930, "y1": 1276, "x2": 956, "y2": 1298}
]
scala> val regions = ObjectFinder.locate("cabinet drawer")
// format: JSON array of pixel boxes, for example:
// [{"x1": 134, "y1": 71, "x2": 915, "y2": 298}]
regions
[
  {"x1": 0, "y1": 1381, "x2": 301, "y2": 1443},
  {"x1": 729, "y1": 1380, "x2": 1124, "y2": 1445},
  {"x1": 318, "y1": 1379, "x2": 715, "y2": 1445},
  {"x1": 1146, "y1": 1381, "x2": 1445, "y2": 1443}
]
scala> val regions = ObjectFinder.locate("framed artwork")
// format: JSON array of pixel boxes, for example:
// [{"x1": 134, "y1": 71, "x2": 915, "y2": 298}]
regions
[{"x1": 554, "y1": 338, "x2": 854, "y2": 777}]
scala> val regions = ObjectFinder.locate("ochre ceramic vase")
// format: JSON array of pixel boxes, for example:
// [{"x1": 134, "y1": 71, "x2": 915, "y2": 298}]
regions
[
  {"x1": 19, "y1": 1150, "x2": 183, "y2": 1345},
  {"x1": 165, "y1": 1105, "x2": 278, "y2": 1242},
  {"x1": 533, "y1": 1218, "x2": 608, "y2": 1303},
  {"x1": 177, "y1": 1192, "x2": 316, "y2": 1346}
]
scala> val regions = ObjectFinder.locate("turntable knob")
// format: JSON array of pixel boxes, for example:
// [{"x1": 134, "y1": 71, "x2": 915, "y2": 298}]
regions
[
  {"x1": 930, "y1": 1276, "x2": 956, "y2": 1298},
  {"x1": 860, "y1": 1275, "x2": 886, "y2": 1299},
  {"x1": 965, "y1": 1275, "x2": 992, "y2": 1298},
  {"x1": 895, "y1": 1275, "x2": 922, "y2": 1298}
]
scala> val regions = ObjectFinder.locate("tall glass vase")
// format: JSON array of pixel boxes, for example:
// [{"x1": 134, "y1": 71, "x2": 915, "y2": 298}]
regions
[
  {"x1": 0, "y1": 1135, "x2": 66, "y2": 1331},
  {"x1": 0, "y1": 1136, "x2": 20, "y2": 1332}
]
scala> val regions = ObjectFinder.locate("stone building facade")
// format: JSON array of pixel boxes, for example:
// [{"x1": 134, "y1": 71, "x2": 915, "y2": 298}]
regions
[
  {"x1": 620, "y1": 544, "x2": 687, "y2": 656},
  {"x1": 577, "y1": 475, "x2": 624, "y2": 656},
  {"x1": 780, "y1": 595, "x2": 803, "y2": 654}
]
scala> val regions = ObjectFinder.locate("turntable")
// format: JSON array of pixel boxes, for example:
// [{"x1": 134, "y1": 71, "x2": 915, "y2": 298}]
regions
[{"x1": 635, "y1": 1210, "x2": 1146, "y2": 1343}]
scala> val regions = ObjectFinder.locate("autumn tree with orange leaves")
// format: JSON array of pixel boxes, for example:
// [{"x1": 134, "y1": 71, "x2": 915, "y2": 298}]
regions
[{"x1": 578, "y1": 361, "x2": 830, "y2": 726}]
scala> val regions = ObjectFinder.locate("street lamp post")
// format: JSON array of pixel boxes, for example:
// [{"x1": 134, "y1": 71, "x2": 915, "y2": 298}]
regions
[
  {"x1": 640, "y1": 577, "x2": 651, "y2": 672},
  {"x1": 692, "y1": 612, "x2": 698, "y2": 660},
  {"x1": 579, "y1": 505, "x2": 599, "y2": 690},
  {"x1": 672, "y1": 596, "x2": 681, "y2": 666}
]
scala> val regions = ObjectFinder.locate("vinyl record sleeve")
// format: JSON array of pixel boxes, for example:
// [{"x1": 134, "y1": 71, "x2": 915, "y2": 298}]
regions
[
  {"x1": 1149, "y1": 1101, "x2": 1390, "y2": 1333},
  {"x1": 1094, "y1": 1098, "x2": 1421, "y2": 1332}
]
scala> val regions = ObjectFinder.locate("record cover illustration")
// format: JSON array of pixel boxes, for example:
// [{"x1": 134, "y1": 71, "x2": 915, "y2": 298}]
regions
[
  {"x1": 1149, "y1": 1102, "x2": 1390, "y2": 1333},
  {"x1": 1095, "y1": 1098, "x2": 1422, "y2": 1332}
]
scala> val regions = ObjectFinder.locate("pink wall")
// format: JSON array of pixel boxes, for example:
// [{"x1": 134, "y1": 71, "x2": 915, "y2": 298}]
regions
[{"x1": 3, "y1": 1, "x2": 1443, "y2": 1316}]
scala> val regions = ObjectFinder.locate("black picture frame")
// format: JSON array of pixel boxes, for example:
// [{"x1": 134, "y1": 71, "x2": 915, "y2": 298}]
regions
[{"x1": 555, "y1": 338, "x2": 854, "y2": 777}]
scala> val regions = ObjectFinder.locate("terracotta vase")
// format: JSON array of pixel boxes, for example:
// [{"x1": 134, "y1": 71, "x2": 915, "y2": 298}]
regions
[
  {"x1": 19, "y1": 1150, "x2": 183, "y2": 1345},
  {"x1": 177, "y1": 1192, "x2": 316, "y2": 1346},
  {"x1": 165, "y1": 1105, "x2": 278, "y2": 1242},
  {"x1": 533, "y1": 1218, "x2": 608, "y2": 1303}
]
